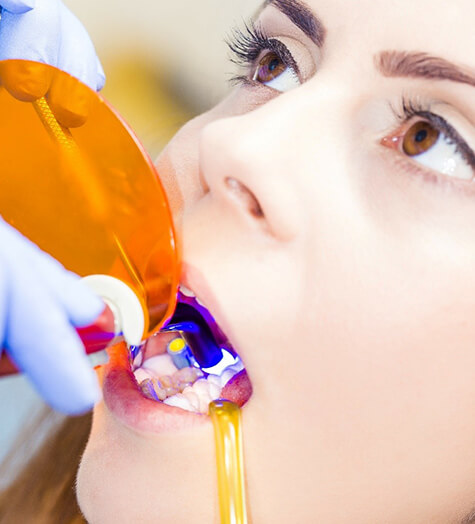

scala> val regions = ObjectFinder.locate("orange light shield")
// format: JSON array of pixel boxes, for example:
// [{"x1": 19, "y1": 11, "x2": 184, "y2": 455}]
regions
[{"x1": 0, "y1": 59, "x2": 180, "y2": 339}]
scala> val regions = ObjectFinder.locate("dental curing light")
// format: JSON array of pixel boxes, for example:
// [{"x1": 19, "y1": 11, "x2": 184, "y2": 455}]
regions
[{"x1": 0, "y1": 59, "x2": 180, "y2": 373}]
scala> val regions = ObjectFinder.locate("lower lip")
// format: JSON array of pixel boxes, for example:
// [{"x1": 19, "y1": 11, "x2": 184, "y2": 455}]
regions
[{"x1": 102, "y1": 343, "x2": 208, "y2": 434}]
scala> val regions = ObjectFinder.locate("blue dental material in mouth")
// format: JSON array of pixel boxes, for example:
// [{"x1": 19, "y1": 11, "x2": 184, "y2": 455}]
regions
[
  {"x1": 162, "y1": 304, "x2": 223, "y2": 368},
  {"x1": 162, "y1": 289, "x2": 238, "y2": 370}
]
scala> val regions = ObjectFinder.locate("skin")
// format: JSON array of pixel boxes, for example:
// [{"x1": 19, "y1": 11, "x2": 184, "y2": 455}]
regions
[{"x1": 77, "y1": 0, "x2": 475, "y2": 522}]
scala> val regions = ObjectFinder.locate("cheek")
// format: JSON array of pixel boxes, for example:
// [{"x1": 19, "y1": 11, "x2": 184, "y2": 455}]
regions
[
  {"x1": 154, "y1": 117, "x2": 206, "y2": 225},
  {"x1": 303, "y1": 186, "x2": 475, "y2": 449},
  {"x1": 263, "y1": 207, "x2": 475, "y2": 518}
]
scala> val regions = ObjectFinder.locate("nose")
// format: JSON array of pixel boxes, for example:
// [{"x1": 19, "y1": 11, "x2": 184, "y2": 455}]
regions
[{"x1": 199, "y1": 108, "x2": 303, "y2": 241}]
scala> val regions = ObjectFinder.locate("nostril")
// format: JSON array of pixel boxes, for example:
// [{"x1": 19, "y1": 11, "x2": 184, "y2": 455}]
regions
[{"x1": 225, "y1": 177, "x2": 264, "y2": 219}]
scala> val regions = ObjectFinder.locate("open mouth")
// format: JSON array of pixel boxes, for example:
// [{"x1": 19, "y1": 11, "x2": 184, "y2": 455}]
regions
[{"x1": 128, "y1": 286, "x2": 253, "y2": 415}]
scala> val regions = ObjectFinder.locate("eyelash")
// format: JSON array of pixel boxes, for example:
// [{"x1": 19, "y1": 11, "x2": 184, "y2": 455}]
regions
[
  {"x1": 227, "y1": 24, "x2": 475, "y2": 176},
  {"x1": 392, "y1": 96, "x2": 475, "y2": 170},
  {"x1": 227, "y1": 22, "x2": 299, "y2": 85}
]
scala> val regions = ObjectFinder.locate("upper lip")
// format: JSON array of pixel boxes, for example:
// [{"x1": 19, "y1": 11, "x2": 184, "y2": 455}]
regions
[
  {"x1": 180, "y1": 262, "x2": 239, "y2": 357},
  {"x1": 180, "y1": 263, "x2": 211, "y2": 306}
]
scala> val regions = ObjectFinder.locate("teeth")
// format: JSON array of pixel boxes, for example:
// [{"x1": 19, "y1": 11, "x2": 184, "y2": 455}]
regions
[
  {"x1": 219, "y1": 368, "x2": 236, "y2": 388},
  {"x1": 139, "y1": 371, "x2": 225, "y2": 414},
  {"x1": 157, "y1": 375, "x2": 179, "y2": 397},
  {"x1": 196, "y1": 297, "x2": 207, "y2": 308},
  {"x1": 134, "y1": 368, "x2": 154, "y2": 384},
  {"x1": 198, "y1": 394, "x2": 211, "y2": 414},
  {"x1": 142, "y1": 354, "x2": 178, "y2": 377},
  {"x1": 164, "y1": 393, "x2": 194, "y2": 411},
  {"x1": 192, "y1": 378, "x2": 212, "y2": 396},
  {"x1": 190, "y1": 379, "x2": 211, "y2": 408},
  {"x1": 181, "y1": 389, "x2": 200, "y2": 411},
  {"x1": 136, "y1": 351, "x2": 245, "y2": 413},
  {"x1": 137, "y1": 366, "x2": 204, "y2": 402},
  {"x1": 185, "y1": 378, "x2": 221, "y2": 414},
  {"x1": 208, "y1": 381, "x2": 222, "y2": 399},
  {"x1": 187, "y1": 379, "x2": 213, "y2": 413},
  {"x1": 140, "y1": 379, "x2": 165, "y2": 401},
  {"x1": 206, "y1": 374, "x2": 221, "y2": 387},
  {"x1": 179, "y1": 285, "x2": 195, "y2": 297},
  {"x1": 174, "y1": 366, "x2": 203, "y2": 389},
  {"x1": 133, "y1": 351, "x2": 143, "y2": 369},
  {"x1": 178, "y1": 285, "x2": 213, "y2": 312},
  {"x1": 150, "y1": 380, "x2": 168, "y2": 401},
  {"x1": 228, "y1": 361, "x2": 244, "y2": 375}
]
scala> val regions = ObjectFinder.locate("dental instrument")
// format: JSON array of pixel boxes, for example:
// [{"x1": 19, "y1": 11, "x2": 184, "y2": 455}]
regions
[
  {"x1": 166, "y1": 337, "x2": 196, "y2": 370},
  {"x1": 0, "y1": 60, "x2": 179, "y2": 338},
  {"x1": 162, "y1": 302, "x2": 226, "y2": 368},
  {"x1": 209, "y1": 400, "x2": 248, "y2": 524},
  {"x1": 0, "y1": 60, "x2": 179, "y2": 398},
  {"x1": 0, "y1": 300, "x2": 117, "y2": 376}
]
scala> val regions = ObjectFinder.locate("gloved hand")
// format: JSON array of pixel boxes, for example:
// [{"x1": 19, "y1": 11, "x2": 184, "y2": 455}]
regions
[
  {"x1": 0, "y1": 217, "x2": 105, "y2": 414},
  {"x1": 0, "y1": 0, "x2": 105, "y2": 127},
  {"x1": 0, "y1": 0, "x2": 104, "y2": 91}
]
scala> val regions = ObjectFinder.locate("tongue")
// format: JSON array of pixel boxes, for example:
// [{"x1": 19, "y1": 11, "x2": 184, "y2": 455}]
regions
[{"x1": 221, "y1": 370, "x2": 253, "y2": 407}]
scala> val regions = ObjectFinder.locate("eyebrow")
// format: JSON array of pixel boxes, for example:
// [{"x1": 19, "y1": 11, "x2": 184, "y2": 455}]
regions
[
  {"x1": 376, "y1": 50, "x2": 475, "y2": 88},
  {"x1": 262, "y1": 3, "x2": 475, "y2": 90},
  {"x1": 263, "y1": 0, "x2": 326, "y2": 47}
]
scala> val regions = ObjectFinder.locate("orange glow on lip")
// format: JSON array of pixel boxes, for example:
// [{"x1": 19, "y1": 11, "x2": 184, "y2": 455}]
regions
[{"x1": 106, "y1": 342, "x2": 131, "y2": 369}]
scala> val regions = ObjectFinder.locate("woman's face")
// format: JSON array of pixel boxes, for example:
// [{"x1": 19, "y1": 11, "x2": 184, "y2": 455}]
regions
[{"x1": 77, "y1": 1, "x2": 475, "y2": 522}]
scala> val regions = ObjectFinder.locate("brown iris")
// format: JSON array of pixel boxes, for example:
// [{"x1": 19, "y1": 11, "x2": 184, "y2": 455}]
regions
[
  {"x1": 402, "y1": 121, "x2": 440, "y2": 157},
  {"x1": 254, "y1": 52, "x2": 286, "y2": 83}
]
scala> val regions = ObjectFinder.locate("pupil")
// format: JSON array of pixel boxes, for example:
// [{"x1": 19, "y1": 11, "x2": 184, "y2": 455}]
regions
[
  {"x1": 415, "y1": 129, "x2": 428, "y2": 143},
  {"x1": 268, "y1": 58, "x2": 280, "y2": 72}
]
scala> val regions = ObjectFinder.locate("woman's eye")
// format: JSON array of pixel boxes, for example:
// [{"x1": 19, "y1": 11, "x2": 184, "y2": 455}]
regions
[
  {"x1": 384, "y1": 119, "x2": 474, "y2": 181},
  {"x1": 402, "y1": 121, "x2": 439, "y2": 156},
  {"x1": 252, "y1": 51, "x2": 300, "y2": 93}
]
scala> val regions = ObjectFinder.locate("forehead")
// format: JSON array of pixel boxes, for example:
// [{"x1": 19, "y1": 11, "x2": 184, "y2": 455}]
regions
[{"x1": 266, "y1": 0, "x2": 474, "y2": 64}]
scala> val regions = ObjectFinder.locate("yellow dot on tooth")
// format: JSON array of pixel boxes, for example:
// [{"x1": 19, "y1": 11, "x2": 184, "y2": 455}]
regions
[{"x1": 168, "y1": 338, "x2": 186, "y2": 353}]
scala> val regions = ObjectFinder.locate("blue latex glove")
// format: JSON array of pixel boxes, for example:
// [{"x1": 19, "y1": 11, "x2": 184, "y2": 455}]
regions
[
  {"x1": 0, "y1": 0, "x2": 105, "y2": 91},
  {"x1": 0, "y1": 218, "x2": 105, "y2": 414}
]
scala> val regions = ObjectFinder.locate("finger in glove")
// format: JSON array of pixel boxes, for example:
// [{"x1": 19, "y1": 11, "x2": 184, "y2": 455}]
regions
[{"x1": 0, "y1": 0, "x2": 35, "y2": 14}]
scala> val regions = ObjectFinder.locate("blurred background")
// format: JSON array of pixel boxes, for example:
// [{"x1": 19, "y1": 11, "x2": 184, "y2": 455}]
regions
[
  {"x1": 0, "y1": 0, "x2": 261, "y2": 478},
  {"x1": 70, "y1": 0, "x2": 262, "y2": 157}
]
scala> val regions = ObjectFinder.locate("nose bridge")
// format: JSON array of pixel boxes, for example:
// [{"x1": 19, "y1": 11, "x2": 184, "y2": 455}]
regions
[
  {"x1": 199, "y1": 102, "x2": 305, "y2": 239},
  {"x1": 201, "y1": 79, "x2": 351, "y2": 177},
  {"x1": 200, "y1": 107, "x2": 284, "y2": 182},
  {"x1": 200, "y1": 81, "x2": 351, "y2": 211}
]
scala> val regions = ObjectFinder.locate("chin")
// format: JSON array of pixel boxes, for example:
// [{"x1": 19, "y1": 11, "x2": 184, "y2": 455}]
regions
[{"x1": 77, "y1": 399, "x2": 220, "y2": 523}]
